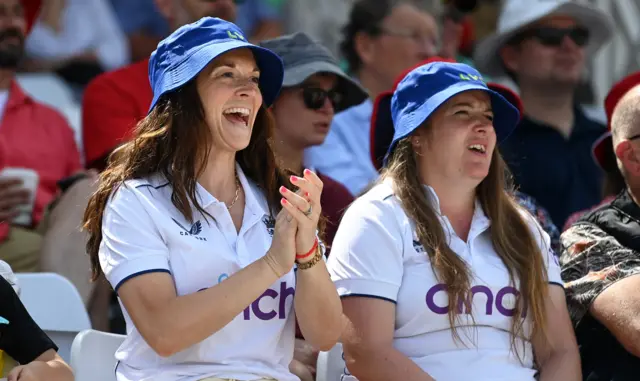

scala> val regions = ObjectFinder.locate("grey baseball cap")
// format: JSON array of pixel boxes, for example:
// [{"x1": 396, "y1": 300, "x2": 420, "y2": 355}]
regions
[{"x1": 259, "y1": 32, "x2": 368, "y2": 113}]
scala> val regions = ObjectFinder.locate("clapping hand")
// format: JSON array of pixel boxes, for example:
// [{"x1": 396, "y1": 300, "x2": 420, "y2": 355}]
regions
[
  {"x1": 263, "y1": 169, "x2": 324, "y2": 277},
  {"x1": 278, "y1": 169, "x2": 323, "y2": 262}
]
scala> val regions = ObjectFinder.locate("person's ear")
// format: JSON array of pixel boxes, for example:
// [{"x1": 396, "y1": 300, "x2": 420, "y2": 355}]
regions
[
  {"x1": 615, "y1": 140, "x2": 640, "y2": 175},
  {"x1": 499, "y1": 45, "x2": 521, "y2": 73},
  {"x1": 354, "y1": 31, "x2": 377, "y2": 68}
]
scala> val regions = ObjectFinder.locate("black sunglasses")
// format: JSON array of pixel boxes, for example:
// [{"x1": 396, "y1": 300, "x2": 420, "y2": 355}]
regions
[
  {"x1": 515, "y1": 26, "x2": 590, "y2": 47},
  {"x1": 300, "y1": 87, "x2": 343, "y2": 110}
]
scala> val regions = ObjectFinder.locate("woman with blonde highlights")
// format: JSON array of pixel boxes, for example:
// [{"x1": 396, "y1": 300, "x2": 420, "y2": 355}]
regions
[
  {"x1": 82, "y1": 17, "x2": 341, "y2": 381},
  {"x1": 326, "y1": 62, "x2": 580, "y2": 381}
]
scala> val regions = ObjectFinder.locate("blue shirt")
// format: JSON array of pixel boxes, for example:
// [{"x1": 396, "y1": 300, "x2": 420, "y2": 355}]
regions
[
  {"x1": 305, "y1": 99, "x2": 378, "y2": 196},
  {"x1": 501, "y1": 106, "x2": 605, "y2": 228}
]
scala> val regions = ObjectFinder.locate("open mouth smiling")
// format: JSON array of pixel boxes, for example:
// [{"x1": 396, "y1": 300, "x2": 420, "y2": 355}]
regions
[
  {"x1": 223, "y1": 107, "x2": 251, "y2": 126},
  {"x1": 468, "y1": 144, "x2": 487, "y2": 154}
]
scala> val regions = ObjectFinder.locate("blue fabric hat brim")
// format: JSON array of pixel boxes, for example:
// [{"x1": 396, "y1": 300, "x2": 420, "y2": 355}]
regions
[
  {"x1": 383, "y1": 82, "x2": 519, "y2": 165},
  {"x1": 149, "y1": 40, "x2": 284, "y2": 113}
]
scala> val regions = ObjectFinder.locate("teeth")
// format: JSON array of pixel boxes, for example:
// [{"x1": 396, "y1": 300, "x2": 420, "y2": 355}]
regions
[
  {"x1": 468, "y1": 144, "x2": 486, "y2": 153},
  {"x1": 223, "y1": 107, "x2": 250, "y2": 116}
]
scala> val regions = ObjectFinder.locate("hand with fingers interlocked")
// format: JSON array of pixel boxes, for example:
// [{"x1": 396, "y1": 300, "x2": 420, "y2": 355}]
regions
[
  {"x1": 263, "y1": 169, "x2": 324, "y2": 277},
  {"x1": 278, "y1": 169, "x2": 323, "y2": 262}
]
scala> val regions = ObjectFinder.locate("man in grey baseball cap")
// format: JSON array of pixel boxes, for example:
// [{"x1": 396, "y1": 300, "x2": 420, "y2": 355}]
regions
[{"x1": 259, "y1": 32, "x2": 366, "y2": 380}]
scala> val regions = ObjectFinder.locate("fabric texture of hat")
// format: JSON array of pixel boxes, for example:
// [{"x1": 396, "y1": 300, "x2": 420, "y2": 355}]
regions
[
  {"x1": 148, "y1": 17, "x2": 284, "y2": 113},
  {"x1": 593, "y1": 71, "x2": 640, "y2": 168},
  {"x1": 370, "y1": 56, "x2": 455, "y2": 170},
  {"x1": 259, "y1": 32, "x2": 367, "y2": 112},
  {"x1": 383, "y1": 61, "x2": 520, "y2": 166},
  {"x1": 371, "y1": 79, "x2": 523, "y2": 170},
  {"x1": 474, "y1": 0, "x2": 613, "y2": 77}
]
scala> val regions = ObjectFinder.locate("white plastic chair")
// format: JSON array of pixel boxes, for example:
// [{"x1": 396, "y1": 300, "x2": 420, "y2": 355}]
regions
[
  {"x1": 316, "y1": 342, "x2": 346, "y2": 381},
  {"x1": 16, "y1": 273, "x2": 91, "y2": 362},
  {"x1": 15, "y1": 73, "x2": 76, "y2": 110},
  {"x1": 71, "y1": 329, "x2": 125, "y2": 381}
]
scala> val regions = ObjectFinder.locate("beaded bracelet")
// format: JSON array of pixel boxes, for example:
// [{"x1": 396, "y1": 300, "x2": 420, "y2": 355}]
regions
[{"x1": 296, "y1": 245, "x2": 323, "y2": 270}]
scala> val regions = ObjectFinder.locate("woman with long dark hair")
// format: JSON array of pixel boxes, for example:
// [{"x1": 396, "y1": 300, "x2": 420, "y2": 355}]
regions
[
  {"x1": 82, "y1": 17, "x2": 341, "y2": 381},
  {"x1": 327, "y1": 61, "x2": 580, "y2": 381}
]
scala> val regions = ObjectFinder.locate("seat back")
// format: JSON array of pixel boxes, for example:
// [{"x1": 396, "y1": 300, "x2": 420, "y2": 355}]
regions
[
  {"x1": 16, "y1": 273, "x2": 91, "y2": 361},
  {"x1": 71, "y1": 329, "x2": 125, "y2": 381},
  {"x1": 316, "y1": 343, "x2": 347, "y2": 381}
]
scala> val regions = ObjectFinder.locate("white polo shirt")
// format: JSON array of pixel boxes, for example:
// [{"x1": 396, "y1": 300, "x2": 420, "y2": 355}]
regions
[
  {"x1": 99, "y1": 164, "x2": 299, "y2": 381},
  {"x1": 326, "y1": 179, "x2": 563, "y2": 381}
]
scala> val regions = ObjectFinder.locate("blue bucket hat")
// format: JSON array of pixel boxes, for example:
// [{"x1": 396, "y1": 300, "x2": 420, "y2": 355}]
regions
[
  {"x1": 385, "y1": 62, "x2": 520, "y2": 165},
  {"x1": 148, "y1": 17, "x2": 284, "y2": 113}
]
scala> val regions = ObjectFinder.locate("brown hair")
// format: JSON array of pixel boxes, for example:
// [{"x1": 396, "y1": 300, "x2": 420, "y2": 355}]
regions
[
  {"x1": 382, "y1": 136, "x2": 550, "y2": 357},
  {"x1": 83, "y1": 80, "x2": 291, "y2": 281}
]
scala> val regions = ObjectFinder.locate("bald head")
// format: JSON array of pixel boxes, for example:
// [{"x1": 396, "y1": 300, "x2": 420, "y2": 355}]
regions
[{"x1": 611, "y1": 85, "x2": 640, "y2": 146}]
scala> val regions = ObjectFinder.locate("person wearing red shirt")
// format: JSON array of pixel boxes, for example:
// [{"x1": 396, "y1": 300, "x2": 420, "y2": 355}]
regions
[{"x1": 0, "y1": 0, "x2": 81, "y2": 272}]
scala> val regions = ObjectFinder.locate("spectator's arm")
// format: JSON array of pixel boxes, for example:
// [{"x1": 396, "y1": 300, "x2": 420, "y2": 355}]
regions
[
  {"x1": 560, "y1": 223, "x2": 640, "y2": 356},
  {"x1": 88, "y1": 0, "x2": 130, "y2": 69},
  {"x1": 531, "y1": 286, "x2": 582, "y2": 381},
  {"x1": 0, "y1": 277, "x2": 58, "y2": 368},
  {"x1": 7, "y1": 349, "x2": 73, "y2": 381},
  {"x1": 590, "y1": 274, "x2": 640, "y2": 357}
]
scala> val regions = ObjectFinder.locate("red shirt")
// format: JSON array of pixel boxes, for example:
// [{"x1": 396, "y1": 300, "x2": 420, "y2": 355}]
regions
[
  {"x1": 0, "y1": 81, "x2": 81, "y2": 234},
  {"x1": 82, "y1": 58, "x2": 151, "y2": 169}
]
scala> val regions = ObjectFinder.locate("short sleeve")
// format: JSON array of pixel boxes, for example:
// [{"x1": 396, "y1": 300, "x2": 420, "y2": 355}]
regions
[
  {"x1": 100, "y1": 184, "x2": 170, "y2": 292},
  {"x1": 519, "y1": 207, "x2": 563, "y2": 287},
  {"x1": 326, "y1": 196, "x2": 404, "y2": 303},
  {"x1": 560, "y1": 223, "x2": 640, "y2": 325}
]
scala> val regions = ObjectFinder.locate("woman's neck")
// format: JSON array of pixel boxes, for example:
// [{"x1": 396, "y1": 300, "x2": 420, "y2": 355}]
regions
[
  {"x1": 198, "y1": 151, "x2": 239, "y2": 204},
  {"x1": 424, "y1": 178, "x2": 476, "y2": 241}
]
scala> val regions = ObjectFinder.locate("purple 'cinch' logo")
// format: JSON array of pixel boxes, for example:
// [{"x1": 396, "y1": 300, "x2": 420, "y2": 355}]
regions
[
  {"x1": 425, "y1": 283, "x2": 527, "y2": 317},
  {"x1": 243, "y1": 281, "x2": 295, "y2": 321}
]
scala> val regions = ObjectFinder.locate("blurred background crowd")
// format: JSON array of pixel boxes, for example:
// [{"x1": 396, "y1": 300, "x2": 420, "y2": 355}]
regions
[{"x1": 1, "y1": 0, "x2": 640, "y2": 379}]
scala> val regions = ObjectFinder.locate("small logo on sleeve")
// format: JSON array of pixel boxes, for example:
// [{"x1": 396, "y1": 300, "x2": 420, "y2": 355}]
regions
[{"x1": 172, "y1": 218, "x2": 207, "y2": 241}]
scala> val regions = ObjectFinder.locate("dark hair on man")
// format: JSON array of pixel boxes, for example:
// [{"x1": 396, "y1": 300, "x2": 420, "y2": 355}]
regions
[{"x1": 340, "y1": 0, "x2": 406, "y2": 73}]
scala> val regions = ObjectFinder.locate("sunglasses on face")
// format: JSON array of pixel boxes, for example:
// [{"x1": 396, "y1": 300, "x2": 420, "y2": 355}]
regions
[
  {"x1": 300, "y1": 87, "x2": 343, "y2": 110},
  {"x1": 516, "y1": 26, "x2": 590, "y2": 47}
]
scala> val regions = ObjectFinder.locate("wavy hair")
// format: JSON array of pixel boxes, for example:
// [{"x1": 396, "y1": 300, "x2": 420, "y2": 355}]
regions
[
  {"x1": 83, "y1": 80, "x2": 291, "y2": 281},
  {"x1": 382, "y1": 135, "x2": 550, "y2": 358}
]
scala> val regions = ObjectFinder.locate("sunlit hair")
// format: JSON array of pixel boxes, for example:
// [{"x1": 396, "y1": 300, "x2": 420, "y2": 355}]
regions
[
  {"x1": 83, "y1": 80, "x2": 292, "y2": 281},
  {"x1": 381, "y1": 131, "x2": 550, "y2": 357}
]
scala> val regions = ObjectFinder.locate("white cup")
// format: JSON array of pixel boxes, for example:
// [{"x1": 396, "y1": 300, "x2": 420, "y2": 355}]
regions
[{"x1": 0, "y1": 167, "x2": 39, "y2": 226}]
